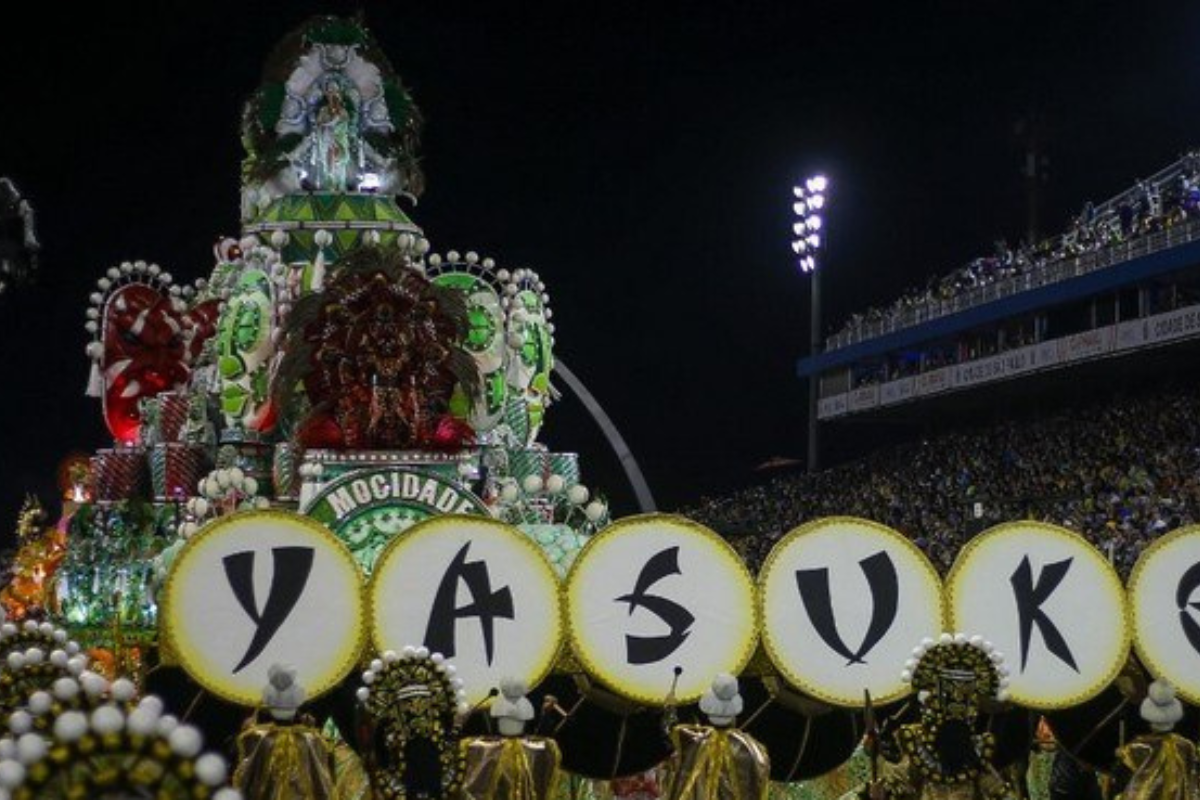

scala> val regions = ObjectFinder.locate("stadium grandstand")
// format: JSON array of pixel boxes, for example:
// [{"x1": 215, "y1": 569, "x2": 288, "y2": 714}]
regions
[
  {"x1": 686, "y1": 150, "x2": 1200, "y2": 576},
  {"x1": 686, "y1": 379, "x2": 1200, "y2": 577}
]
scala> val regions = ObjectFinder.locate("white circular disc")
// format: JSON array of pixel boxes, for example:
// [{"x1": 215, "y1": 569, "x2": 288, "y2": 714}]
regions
[
  {"x1": 947, "y1": 521, "x2": 1129, "y2": 709},
  {"x1": 162, "y1": 510, "x2": 365, "y2": 706},
  {"x1": 1129, "y1": 525, "x2": 1200, "y2": 705},
  {"x1": 760, "y1": 517, "x2": 944, "y2": 706},
  {"x1": 369, "y1": 515, "x2": 562, "y2": 707},
  {"x1": 565, "y1": 514, "x2": 758, "y2": 705}
]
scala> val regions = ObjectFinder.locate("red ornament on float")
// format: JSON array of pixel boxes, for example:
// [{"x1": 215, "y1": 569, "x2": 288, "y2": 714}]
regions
[{"x1": 98, "y1": 284, "x2": 218, "y2": 444}]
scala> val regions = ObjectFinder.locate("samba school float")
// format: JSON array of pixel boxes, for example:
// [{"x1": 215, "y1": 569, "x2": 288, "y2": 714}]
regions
[{"x1": 6, "y1": 13, "x2": 1200, "y2": 800}]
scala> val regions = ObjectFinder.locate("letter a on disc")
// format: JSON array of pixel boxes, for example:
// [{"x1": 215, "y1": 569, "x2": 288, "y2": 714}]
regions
[
  {"x1": 946, "y1": 521, "x2": 1129, "y2": 709},
  {"x1": 161, "y1": 510, "x2": 366, "y2": 707},
  {"x1": 759, "y1": 517, "x2": 945, "y2": 706},
  {"x1": 369, "y1": 515, "x2": 563, "y2": 708}
]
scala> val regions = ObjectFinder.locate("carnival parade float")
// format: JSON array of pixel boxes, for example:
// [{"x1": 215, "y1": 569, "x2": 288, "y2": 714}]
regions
[{"x1": 5, "y1": 13, "x2": 1200, "y2": 800}]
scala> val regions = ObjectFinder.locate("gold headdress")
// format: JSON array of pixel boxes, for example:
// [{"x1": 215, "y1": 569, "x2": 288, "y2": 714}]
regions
[
  {"x1": 901, "y1": 632, "x2": 1009, "y2": 706},
  {"x1": 357, "y1": 645, "x2": 467, "y2": 800}
]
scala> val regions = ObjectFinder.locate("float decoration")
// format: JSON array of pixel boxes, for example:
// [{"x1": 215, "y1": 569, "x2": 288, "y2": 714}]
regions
[
  {"x1": 300, "y1": 463, "x2": 490, "y2": 569},
  {"x1": 495, "y1": 473, "x2": 609, "y2": 575},
  {"x1": 211, "y1": 238, "x2": 285, "y2": 439},
  {"x1": 84, "y1": 260, "x2": 219, "y2": 445},
  {"x1": 273, "y1": 245, "x2": 480, "y2": 451},
  {"x1": 54, "y1": 500, "x2": 170, "y2": 645},
  {"x1": 6, "y1": 669, "x2": 119, "y2": 741},
  {"x1": 423, "y1": 252, "x2": 558, "y2": 448},
  {"x1": 240, "y1": 15, "x2": 424, "y2": 213},
  {"x1": 0, "y1": 617, "x2": 81, "y2": 665},
  {"x1": 0, "y1": 618, "x2": 87, "y2": 722},
  {"x1": 0, "y1": 497, "x2": 67, "y2": 623},
  {"x1": 63, "y1": 11, "x2": 595, "y2": 651},
  {"x1": 2, "y1": 12, "x2": 654, "y2": 790},
  {"x1": 500, "y1": 267, "x2": 556, "y2": 448},
  {"x1": 153, "y1": 465, "x2": 274, "y2": 586},
  {"x1": 425, "y1": 252, "x2": 511, "y2": 437},
  {"x1": 0, "y1": 685, "x2": 242, "y2": 800}
]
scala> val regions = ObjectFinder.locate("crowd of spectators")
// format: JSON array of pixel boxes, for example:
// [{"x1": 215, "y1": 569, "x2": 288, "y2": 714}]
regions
[
  {"x1": 683, "y1": 383, "x2": 1200, "y2": 578},
  {"x1": 829, "y1": 151, "x2": 1200, "y2": 349}
]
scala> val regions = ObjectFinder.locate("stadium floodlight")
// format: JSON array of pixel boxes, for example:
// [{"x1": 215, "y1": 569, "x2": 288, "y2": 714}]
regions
[
  {"x1": 791, "y1": 174, "x2": 828, "y2": 273},
  {"x1": 790, "y1": 173, "x2": 830, "y2": 474}
]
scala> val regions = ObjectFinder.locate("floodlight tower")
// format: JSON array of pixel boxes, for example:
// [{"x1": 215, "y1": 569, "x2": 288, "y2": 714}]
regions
[{"x1": 792, "y1": 174, "x2": 827, "y2": 473}]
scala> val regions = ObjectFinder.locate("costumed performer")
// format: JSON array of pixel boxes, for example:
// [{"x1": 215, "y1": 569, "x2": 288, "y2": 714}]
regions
[
  {"x1": 357, "y1": 646, "x2": 468, "y2": 800},
  {"x1": 1114, "y1": 679, "x2": 1200, "y2": 800},
  {"x1": 461, "y1": 676, "x2": 562, "y2": 800},
  {"x1": 662, "y1": 673, "x2": 770, "y2": 800},
  {"x1": 233, "y1": 663, "x2": 369, "y2": 800},
  {"x1": 863, "y1": 633, "x2": 1015, "y2": 800}
]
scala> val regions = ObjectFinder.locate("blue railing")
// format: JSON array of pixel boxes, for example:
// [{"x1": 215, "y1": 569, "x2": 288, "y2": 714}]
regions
[{"x1": 798, "y1": 221, "x2": 1200, "y2": 378}]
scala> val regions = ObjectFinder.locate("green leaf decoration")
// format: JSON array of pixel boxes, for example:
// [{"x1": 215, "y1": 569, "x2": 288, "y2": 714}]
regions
[
  {"x1": 304, "y1": 17, "x2": 371, "y2": 47},
  {"x1": 221, "y1": 386, "x2": 249, "y2": 416},
  {"x1": 217, "y1": 354, "x2": 246, "y2": 380},
  {"x1": 257, "y1": 83, "x2": 286, "y2": 131},
  {"x1": 239, "y1": 15, "x2": 426, "y2": 196}
]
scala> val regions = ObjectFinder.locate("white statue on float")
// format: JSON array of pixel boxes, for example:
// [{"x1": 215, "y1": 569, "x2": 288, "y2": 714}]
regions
[
  {"x1": 263, "y1": 662, "x2": 306, "y2": 721},
  {"x1": 698, "y1": 673, "x2": 743, "y2": 728},
  {"x1": 490, "y1": 676, "x2": 536, "y2": 736}
]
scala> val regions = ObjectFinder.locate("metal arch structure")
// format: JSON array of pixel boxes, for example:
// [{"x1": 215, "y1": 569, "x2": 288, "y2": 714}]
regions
[{"x1": 552, "y1": 359, "x2": 657, "y2": 513}]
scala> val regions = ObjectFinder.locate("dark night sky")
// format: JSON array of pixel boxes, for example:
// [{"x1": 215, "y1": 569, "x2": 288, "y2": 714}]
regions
[{"x1": 0, "y1": 2, "x2": 1198, "y2": 526}]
